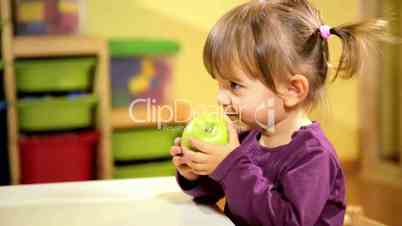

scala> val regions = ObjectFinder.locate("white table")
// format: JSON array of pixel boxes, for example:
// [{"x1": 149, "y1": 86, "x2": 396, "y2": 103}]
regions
[{"x1": 0, "y1": 176, "x2": 233, "y2": 226}]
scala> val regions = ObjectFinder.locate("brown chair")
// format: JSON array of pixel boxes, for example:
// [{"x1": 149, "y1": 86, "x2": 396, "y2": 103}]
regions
[{"x1": 345, "y1": 206, "x2": 388, "y2": 226}]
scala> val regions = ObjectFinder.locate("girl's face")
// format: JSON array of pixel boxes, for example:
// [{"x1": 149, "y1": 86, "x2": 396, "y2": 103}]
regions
[{"x1": 216, "y1": 71, "x2": 287, "y2": 131}]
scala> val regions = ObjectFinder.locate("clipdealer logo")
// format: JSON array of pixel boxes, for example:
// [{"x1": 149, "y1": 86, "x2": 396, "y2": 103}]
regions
[
  {"x1": 128, "y1": 98, "x2": 191, "y2": 130},
  {"x1": 128, "y1": 98, "x2": 276, "y2": 132}
]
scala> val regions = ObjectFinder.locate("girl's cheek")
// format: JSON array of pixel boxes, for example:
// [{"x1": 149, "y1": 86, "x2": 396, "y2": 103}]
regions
[
  {"x1": 239, "y1": 100, "x2": 287, "y2": 129},
  {"x1": 230, "y1": 98, "x2": 242, "y2": 114},
  {"x1": 265, "y1": 102, "x2": 287, "y2": 128},
  {"x1": 238, "y1": 103, "x2": 261, "y2": 126},
  {"x1": 254, "y1": 109, "x2": 277, "y2": 129}
]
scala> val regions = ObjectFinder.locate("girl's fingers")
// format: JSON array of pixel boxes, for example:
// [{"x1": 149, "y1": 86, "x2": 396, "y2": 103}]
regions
[
  {"x1": 170, "y1": 146, "x2": 183, "y2": 157},
  {"x1": 172, "y1": 150, "x2": 210, "y2": 176},
  {"x1": 187, "y1": 161, "x2": 207, "y2": 172},
  {"x1": 174, "y1": 137, "x2": 181, "y2": 146},
  {"x1": 189, "y1": 138, "x2": 216, "y2": 154},
  {"x1": 192, "y1": 168, "x2": 209, "y2": 176},
  {"x1": 172, "y1": 157, "x2": 194, "y2": 176},
  {"x1": 172, "y1": 156, "x2": 186, "y2": 166},
  {"x1": 181, "y1": 165, "x2": 193, "y2": 173},
  {"x1": 171, "y1": 156, "x2": 179, "y2": 166},
  {"x1": 182, "y1": 146, "x2": 208, "y2": 163}
]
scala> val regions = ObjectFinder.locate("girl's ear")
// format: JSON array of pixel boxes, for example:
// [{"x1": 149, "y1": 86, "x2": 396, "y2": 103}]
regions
[{"x1": 282, "y1": 74, "x2": 309, "y2": 108}]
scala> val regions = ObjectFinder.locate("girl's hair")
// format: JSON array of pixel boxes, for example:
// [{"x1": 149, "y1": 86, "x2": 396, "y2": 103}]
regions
[{"x1": 203, "y1": 0, "x2": 387, "y2": 105}]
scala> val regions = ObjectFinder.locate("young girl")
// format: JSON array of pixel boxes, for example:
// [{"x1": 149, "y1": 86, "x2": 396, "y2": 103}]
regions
[{"x1": 170, "y1": 0, "x2": 385, "y2": 225}]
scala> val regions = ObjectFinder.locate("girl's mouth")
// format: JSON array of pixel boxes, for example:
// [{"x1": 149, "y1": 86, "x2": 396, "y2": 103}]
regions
[
  {"x1": 224, "y1": 112, "x2": 240, "y2": 123},
  {"x1": 223, "y1": 107, "x2": 240, "y2": 122},
  {"x1": 225, "y1": 112, "x2": 239, "y2": 116}
]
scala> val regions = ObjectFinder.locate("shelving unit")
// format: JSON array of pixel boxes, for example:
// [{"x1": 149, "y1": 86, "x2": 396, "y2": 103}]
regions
[
  {"x1": 0, "y1": 0, "x2": 112, "y2": 184},
  {"x1": 0, "y1": 0, "x2": 189, "y2": 184}
]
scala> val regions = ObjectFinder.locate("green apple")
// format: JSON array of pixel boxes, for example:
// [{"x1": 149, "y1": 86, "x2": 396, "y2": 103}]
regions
[{"x1": 181, "y1": 112, "x2": 229, "y2": 150}]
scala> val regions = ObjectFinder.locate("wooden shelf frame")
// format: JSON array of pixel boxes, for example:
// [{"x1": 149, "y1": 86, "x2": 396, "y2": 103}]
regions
[
  {"x1": 1, "y1": 0, "x2": 19, "y2": 185},
  {"x1": 13, "y1": 36, "x2": 107, "y2": 58}
]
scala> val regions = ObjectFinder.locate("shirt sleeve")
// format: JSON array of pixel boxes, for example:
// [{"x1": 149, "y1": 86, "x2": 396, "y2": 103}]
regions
[
  {"x1": 209, "y1": 146, "x2": 339, "y2": 226},
  {"x1": 176, "y1": 172, "x2": 224, "y2": 204}
]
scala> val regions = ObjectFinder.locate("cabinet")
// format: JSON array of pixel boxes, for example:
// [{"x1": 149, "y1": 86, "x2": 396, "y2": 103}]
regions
[{"x1": 0, "y1": 0, "x2": 190, "y2": 184}]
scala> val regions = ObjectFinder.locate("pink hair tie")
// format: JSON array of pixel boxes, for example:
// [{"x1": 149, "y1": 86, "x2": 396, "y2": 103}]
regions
[{"x1": 319, "y1": 25, "x2": 331, "y2": 40}]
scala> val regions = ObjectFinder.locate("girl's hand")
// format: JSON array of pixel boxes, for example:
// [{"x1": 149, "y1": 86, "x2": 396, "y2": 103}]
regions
[
  {"x1": 170, "y1": 137, "x2": 200, "y2": 181},
  {"x1": 182, "y1": 117, "x2": 240, "y2": 176}
]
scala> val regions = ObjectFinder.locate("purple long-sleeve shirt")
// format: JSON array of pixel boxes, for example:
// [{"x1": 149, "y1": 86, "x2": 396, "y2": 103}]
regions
[{"x1": 176, "y1": 122, "x2": 346, "y2": 226}]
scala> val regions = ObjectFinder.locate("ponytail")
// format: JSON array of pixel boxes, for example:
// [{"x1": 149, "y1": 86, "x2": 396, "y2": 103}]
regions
[{"x1": 330, "y1": 20, "x2": 388, "y2": 81}]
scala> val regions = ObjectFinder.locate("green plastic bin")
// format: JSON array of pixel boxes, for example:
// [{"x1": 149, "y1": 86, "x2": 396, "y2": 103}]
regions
[
  {"x1": 114, "y1": 161, "x2": 175, "y2": 179},
  {"x1": 15, "y1": 58, "x2": 96, "y2": 92},
  {"x1": 18, "y1": 95, "x2": 97, "y2": 131},
  {"x1": 112, "y1": 126, "x2": 184, "y2": 161},
  {"x1": 109, "y1": 39, "x2": 180, "y2": 57}
]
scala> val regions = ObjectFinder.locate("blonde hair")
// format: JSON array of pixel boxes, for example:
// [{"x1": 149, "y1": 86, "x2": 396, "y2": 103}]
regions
[{"x1": 203, "y1": 0, "x2": 386, "y2": 105}]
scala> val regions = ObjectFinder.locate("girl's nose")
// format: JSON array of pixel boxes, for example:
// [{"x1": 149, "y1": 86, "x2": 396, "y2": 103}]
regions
[{"x1": 217, "y1": 89, "x2": 231, "y2": 107}]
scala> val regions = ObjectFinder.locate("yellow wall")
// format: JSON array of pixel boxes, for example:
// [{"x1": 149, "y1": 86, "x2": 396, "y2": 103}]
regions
[{"x1": 86, "y1": 0, "x2": 360, "y2": 161}]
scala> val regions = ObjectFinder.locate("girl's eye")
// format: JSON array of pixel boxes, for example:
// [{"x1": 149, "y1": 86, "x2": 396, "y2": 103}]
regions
[{"x1": 230, "y1": 82, "x2": 242, "y2": 91}]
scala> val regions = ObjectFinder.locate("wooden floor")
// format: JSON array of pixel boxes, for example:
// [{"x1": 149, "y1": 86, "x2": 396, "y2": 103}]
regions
[{"x1": 344, "y1": 163, "x2": 402, "y2": 226}]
